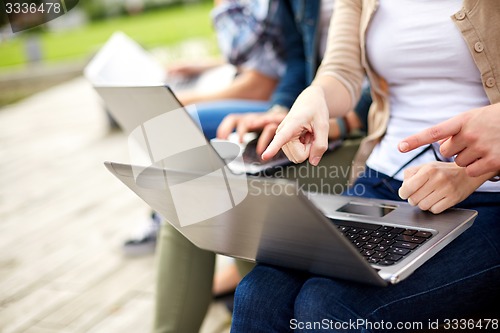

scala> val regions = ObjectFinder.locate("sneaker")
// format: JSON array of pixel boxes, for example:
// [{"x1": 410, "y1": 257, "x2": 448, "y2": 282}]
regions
[{"x1": 122, "y1": 212, "x2": 162, "y2": 257}]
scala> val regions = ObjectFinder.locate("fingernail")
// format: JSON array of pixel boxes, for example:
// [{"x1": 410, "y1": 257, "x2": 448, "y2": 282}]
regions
[
  {"x1": 311, "y1": 156, "x2": 320, "y2": 166},
  {"x1": 399, "y1": 142, "x2": 409, "y2": 152},
  {"x1": 408, "y1": 198, "x2": 415, "y2": 206}
]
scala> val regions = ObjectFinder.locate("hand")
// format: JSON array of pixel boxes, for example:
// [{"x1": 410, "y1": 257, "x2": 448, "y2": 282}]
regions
[
  {"x1": 398, "y1": 162, "x2": 493, "y2": 214},
  {"x1": 167, "y1": 63, "x2": 206, "y2": 78},
  {"x1": 261, "y1": 86, "x2": 330, "y2": 166},
  {"x1": 167, "y1": 59, "x2": 223, "y2": 78},
  {"x1": 398, "y1": 103, "x2": 500, "y2": 177},
  {"x1": 216, "y1": 109, "x2": 287, "y2": 155}
]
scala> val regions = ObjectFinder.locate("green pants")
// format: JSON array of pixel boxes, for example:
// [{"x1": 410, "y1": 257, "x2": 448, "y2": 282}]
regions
[
  {"x1": 152, "y1": 223, "x2": 214, "y2": 333},
  {"x1": 153, "y1": 224, "x2": 254, "y2": 333}
]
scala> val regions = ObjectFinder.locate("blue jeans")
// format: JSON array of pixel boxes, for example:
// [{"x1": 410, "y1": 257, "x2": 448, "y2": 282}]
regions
[
  {"x1": 190, "y1": 99, "x2": 270, "y2": 139},
  {"x1": 231, "y1": 168, "x2": 500, "y2": 332}
]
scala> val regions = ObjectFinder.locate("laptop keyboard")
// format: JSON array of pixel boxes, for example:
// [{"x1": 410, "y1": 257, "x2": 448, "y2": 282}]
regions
[{"x1": 330, "y1": 219, "x2": 433, "y2": 266}]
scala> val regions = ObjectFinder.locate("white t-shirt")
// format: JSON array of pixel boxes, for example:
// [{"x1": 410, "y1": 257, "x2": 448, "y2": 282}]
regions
[
  {"x1": 320, "y1": 0, "x2": 335, "y2": 56},
  {"x1": 365, "y1": 0, "x2": 499, "y2": 192}
]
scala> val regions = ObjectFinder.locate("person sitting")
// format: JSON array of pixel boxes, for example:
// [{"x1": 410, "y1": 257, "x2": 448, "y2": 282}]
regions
[
  {"x1": 122, "y1": 0, "x2": 285, "y2": 257},
  {"x1": 152, "y1": 1, "x2": 372, "y2": 332},
  {"x1": 231, "y1": 1, "x2": 500, "y2": 331}
]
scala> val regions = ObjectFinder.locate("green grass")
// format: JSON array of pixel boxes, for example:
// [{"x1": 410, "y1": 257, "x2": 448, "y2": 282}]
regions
[{"x1": 0, "y1": 2, "x2": 216, "y2": 70}]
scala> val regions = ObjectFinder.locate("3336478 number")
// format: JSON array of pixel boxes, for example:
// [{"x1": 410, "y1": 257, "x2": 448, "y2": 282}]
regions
[
  {"x1": 5, "y1": 2, "x2": 62, "y2": 14},
  {"x1": 443, "y1": 318, "x2": 498, "y2": 330}
]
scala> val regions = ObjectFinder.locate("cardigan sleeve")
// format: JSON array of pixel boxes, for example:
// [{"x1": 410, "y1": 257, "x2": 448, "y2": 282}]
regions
[{"x1": 316, "y1": 0, "x2": 365, "y2": 109}]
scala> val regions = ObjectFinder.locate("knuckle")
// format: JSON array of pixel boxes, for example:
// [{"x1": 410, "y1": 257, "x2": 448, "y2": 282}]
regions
[
  {"x1": 439, "y1": 144, "x2": 450, "y2": 156},
  {"x1": 404, "y1": 166, "x2": 417, "y2": 179},
  {"x1": 462, "y1": 131, "x2": 478, "y2": 144},
  {"x1": 428, "y1": 127, "x2": 442, "y2": 141},
  {"x1": 475, "y1": 146, "x2": 488, "y2": 157},
  {"x1": 430, "y1": 204, "x2": 446, "y2": 214},
  {"x1": 225, "y1": 114, "x2": 237, "y2": 122},
  {"x1": 317, "y1": 121, "x2": 329, "y2": 131},
  {"x1": 420, "y1": 164, "x2": 434, "y2": 174},
  {"x1": 454, "y1": 155, "x2": 465, "y2": 167},
  {"x1": 419, "y1": 202, "x2": 430, "y2": 211},
  {"x1": 402, "y1": 181, "x2": 415, "y2": 194},
  {"x1": 429, "y1": 207, "x2": 440, "y2": 214},
  {"x1": 418, "y1": 203, "x2": 429, "y2": 210},
  {"x1": 494, "y1": 159, "x2": 500, "y2": 169},
  {"x1": 315, "y1": 142, "x2": 329, "y2": 153}
]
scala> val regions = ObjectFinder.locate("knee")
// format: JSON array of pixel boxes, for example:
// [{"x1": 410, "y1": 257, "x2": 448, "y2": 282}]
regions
[
  {"x1": 232, "y1": 265, "x2": 307, "y2": 332},
  {"x1": 294, "y1": 278, "x2": 329, "y2": 322},
  {"x1": 233, "y1": 267, "x2": 262, "y2": 313},
  {"x1": 232, "y1": 265, "x2": 286, "y2": 332},
  {"x1": 295, "y1": 278, "x2": 360, "y2": 326},
  {"x1": 234, "y1": 265, "x2": 293, "y2": 312}
]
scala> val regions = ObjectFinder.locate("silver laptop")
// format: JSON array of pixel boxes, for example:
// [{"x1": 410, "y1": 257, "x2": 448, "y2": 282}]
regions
[
  {"x1": 102, "y1": 87, "x2": 477, "y2": 286},
  {"x1": 94, "y1": 85, "x2": 327, "y2": 174},
  {"x1": 84, "y1": 31, "x2": 236, "y2": 93}
]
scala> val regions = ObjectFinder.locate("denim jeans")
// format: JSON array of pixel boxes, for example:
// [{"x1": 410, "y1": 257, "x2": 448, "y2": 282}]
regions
[{"x1": 231, "y1": 168, "x2": 500, "y2": 332}]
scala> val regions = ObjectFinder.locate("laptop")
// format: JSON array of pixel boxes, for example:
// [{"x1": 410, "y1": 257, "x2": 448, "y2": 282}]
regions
[
  {"x1": 103, "y1": 86, "x2": 477, "y2": 286},
  {"x1": 94, "y1": 85, "x2": 333, "y2": 174},
  {"x1": 84, "y1": 31, "x2": 236, "y2": 92}
]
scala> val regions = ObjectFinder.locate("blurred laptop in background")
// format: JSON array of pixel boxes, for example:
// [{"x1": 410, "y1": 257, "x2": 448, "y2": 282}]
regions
[{"x1": 84, "y1": 31, "x2": 236, "y2": 130}]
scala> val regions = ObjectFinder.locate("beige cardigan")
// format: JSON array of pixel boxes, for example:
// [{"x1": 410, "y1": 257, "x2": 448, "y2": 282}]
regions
[{"x1": 316, "y1": 0, "x2": 500, "y2": 181}]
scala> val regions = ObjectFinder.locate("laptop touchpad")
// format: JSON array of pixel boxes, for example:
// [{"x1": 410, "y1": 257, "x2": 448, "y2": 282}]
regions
[{"x1": 337, "y1": 202, "x2": 396, "y2": 217}]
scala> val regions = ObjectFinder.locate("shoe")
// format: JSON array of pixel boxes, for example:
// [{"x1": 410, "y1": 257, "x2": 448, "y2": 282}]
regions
[{"x1": 122, "y1": 212, "x2": 162, "y2": 257}]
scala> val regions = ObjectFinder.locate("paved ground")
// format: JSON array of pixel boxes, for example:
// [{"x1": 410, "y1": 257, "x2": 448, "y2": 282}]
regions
[{"x1": 0, "y1": 77, "x2": 231, "y2": 333}]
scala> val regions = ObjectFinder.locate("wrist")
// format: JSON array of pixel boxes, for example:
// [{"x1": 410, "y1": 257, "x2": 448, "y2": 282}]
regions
[
  {"x1": 268, "y1": 105, "x2": 289, "y2": 114},
  {"x1": 336, "y1": 117, "x2": 349, "y2": 139},
  {"x1": 464, "y1": 166, "x2": 498, "y2": 187}
]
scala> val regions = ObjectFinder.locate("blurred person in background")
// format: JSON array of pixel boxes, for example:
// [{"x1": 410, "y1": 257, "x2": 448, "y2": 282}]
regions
[
  {"x1": 230, "y1": 1, "x2": 500, "y2": 330},
  {"x1": 123, "y1": 0, "x2": 284, "y2": 258},
  {"x1": 152, "y1": 1, "x2": 373, "y2": 332}
]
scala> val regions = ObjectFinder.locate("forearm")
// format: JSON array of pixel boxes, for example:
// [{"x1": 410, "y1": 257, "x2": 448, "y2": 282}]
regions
[
  {"x1": 311, "y1": 75, "x2": 352, "y2": 118},
  {"x1": 178, "y1": 71, "x2": 278, "y2": 106}
]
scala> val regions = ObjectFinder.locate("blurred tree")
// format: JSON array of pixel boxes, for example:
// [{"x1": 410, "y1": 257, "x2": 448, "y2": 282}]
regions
[{"x1": 79, "y1": 0, "x2": 209, "y2": 21}]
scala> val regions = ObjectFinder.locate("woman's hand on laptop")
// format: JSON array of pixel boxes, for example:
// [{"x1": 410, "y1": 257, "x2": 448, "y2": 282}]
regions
[
  {"x1": 261, "y1": 86, "x2": 330, "y2": 166},
  {"x1": 398, "y1": 162, "x2": 495, "y2": 214}
]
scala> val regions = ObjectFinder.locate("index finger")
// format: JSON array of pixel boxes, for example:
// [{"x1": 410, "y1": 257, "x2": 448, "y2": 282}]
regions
[
  {"x1": 261, "y1": 121, "x2": 297, "y2": 161},
  {"x1": 216, "y1": 115, "x2": 240, "y2": 139},
  {"x1": 398, "y1": 115, "x2": 464, "y2": 153},
  {"x1": 256, "y1": 123, "x2": 279, "y2": 156}
]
